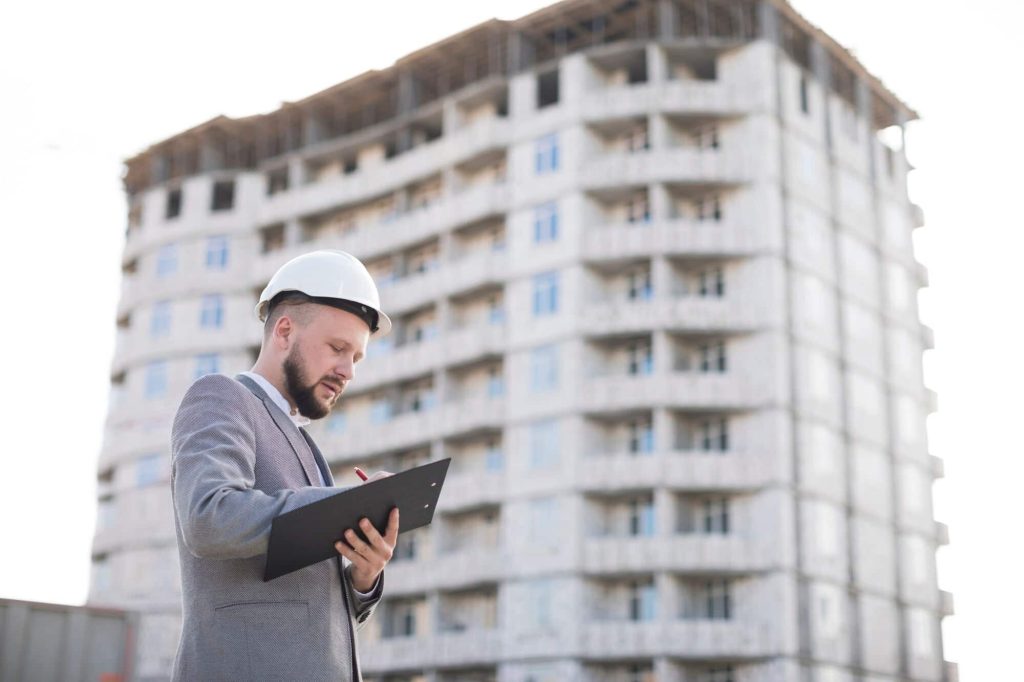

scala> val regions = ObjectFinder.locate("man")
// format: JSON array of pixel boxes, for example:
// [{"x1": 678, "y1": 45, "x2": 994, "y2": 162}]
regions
[{"x1": 170, "y1": 249, "x2": 399, "y2": 681}]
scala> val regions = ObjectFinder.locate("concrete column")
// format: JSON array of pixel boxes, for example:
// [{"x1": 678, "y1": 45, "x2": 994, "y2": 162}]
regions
[
  {"x1": 560, "y1": 53, "x2": 592, "y2": 104},
  {"x1": 284, "y1": 218, "x2": 302, "y2": 246},
  {"x1": 646, "y1": 42, "x2": 669, "y2": 83},
  {"x1": 287, "y1": 155, "x2": 306, "y2": 188},
  {"x1": 650, "y1": 182, "x2": 672, "y2": 221},
  {"x1": 810, "y1": 41, "x2": 833, "y2": 149},
  {"x1": 442, "y1": 98, "x2": 462, "y2": 137},
  {"x1": 509, "y1": 72, "x2": 537, "y2": 119},
  {"x1": 649, "y1": 112, "x2": 672, "y2": 149},
  {"x1": 651, "y1": 256, "x2": 673, "y2": 302},
  {"x1": 654, "y1": 487, "x2": 674, "y2": 539},
  {"x1": 653, "y1": 406, "x2": 675, "y2": 453},
  {"x1": 657, "y1": 0, "x2": 677, "y2": 41}
]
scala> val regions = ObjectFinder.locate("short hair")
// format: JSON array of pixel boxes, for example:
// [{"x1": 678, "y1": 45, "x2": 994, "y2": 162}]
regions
[
  {"x1": 262, "y1": 291, "x2": 317, "y2": 340},
  {"x1": 262, "y1": 290, "x2": 378, "y2": 340}
]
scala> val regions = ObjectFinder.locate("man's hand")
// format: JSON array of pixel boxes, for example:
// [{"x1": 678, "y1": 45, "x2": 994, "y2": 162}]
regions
[{"x1": 335, "y1": 506, "x2": 400, "y2": 592}]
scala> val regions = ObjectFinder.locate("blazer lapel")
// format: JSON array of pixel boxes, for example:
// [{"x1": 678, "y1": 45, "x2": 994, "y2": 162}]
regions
[{"x1": 234, "y1": 373, "x2": 320, "y2": 487}]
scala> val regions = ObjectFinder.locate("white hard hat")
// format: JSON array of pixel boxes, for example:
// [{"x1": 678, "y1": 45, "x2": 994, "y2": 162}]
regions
[{"x1": 255, "y1": 250, "x2": 392, "y2": 338}]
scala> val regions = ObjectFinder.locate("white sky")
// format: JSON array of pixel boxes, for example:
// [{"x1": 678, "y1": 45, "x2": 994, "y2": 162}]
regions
[{"x1": 0, "y1": 0, "x2": 1019, "y2": 678}]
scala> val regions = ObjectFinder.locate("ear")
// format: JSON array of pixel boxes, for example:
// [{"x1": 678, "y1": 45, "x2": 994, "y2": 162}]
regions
[{"x1": 274, "y1": 315, "x2": 294, "y2": 350}]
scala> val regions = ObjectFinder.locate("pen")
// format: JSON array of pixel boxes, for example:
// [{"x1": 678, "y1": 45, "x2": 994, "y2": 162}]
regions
[{"x1": 354, "y1": 466, "x2": 368, "y2": 481}]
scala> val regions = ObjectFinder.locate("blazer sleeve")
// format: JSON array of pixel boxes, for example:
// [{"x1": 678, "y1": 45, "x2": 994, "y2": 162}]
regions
[
  {"x1": 171, "y1": 374, "x2": 346, "y2": 560},
  {"x1": 345, "y1": 563, "x2": 384, "y2": 631}
]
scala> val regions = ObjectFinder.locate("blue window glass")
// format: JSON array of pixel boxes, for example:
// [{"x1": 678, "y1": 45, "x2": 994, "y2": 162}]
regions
[
  {"x1": 150, "y1": 300, "x2": 172, "y2": 338},
  {"x1": 532, "y1": 271, "x2": 559, "y2": 316},
  {"x1": 136, "y1": 453, "x2": 162, "y2": 486},
  {"x1": 327, "y1": 410, "x2": 347, "y2": 433},
  {"x1": 529, "y1": 419, "x2": 560, "y2": 469},
  {"x1": 194, "y1": 353, "x2": 219, "y2": 379},
  {"x1": 530, "y1": 344, "x2": 559, "y2": 393},
  {"x1": 533, "y1": 202, "x2": 559, "y2": 243},
  {"x1": 488, "y1": 301, "x2": 504, "y2": 325},
  {"x1": 370, "y1": 400, "x2": 391, "y2": 423},
  {"x1": 156, "y1": 244, "x2": 177, "y2": 277},
  {"x1": 206, "y1": 235, "x2": 229, "y2": 270},
  {"x1": 487, "y1": 370, "x2": 504, "y2": 398},
  {"x1": 630, "y1": 583, "x2": 657, "y2": 621},
  {"x1": 144, "y1": 360, "x2": 168, "y2": 399},
  {"x1": 485, "y1": 445, "x2": 504, "y2": 471},
  {"x1": 534, "y1": 133, "x2": 559, "y2": 174},
  {"x1": 199, "y1": 294, "x2": 224, "y2": 329}
]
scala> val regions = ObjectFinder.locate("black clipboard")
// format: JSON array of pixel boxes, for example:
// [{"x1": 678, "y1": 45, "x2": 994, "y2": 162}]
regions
[{"x1": 263, "y1": 457, "x2": 451, "y2": 581}]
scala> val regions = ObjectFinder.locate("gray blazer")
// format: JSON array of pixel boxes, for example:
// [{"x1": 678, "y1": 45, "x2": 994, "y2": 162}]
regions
[{"x1": 169, "y1": 372, "x2": 383, "y2": 681}]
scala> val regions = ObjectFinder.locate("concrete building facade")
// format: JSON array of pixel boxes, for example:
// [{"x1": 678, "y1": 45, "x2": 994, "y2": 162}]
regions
[{"x1": 90, "y1": 1, "x2": 953, "y2": 680}]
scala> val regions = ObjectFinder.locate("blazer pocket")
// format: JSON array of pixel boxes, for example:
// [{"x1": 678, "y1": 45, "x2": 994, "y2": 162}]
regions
[{"x1": 215, "y1": 600, "x2": 314, "y2": 679}]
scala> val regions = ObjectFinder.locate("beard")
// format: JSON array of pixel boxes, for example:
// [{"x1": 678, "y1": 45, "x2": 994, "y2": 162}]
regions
[{"x1": 282, "y1": 340, "x2": 335, "y2": 420}]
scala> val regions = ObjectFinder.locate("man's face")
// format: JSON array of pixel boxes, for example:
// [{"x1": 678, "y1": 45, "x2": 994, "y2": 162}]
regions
[{"x1": 281, "y1": 305, "x2": 369, "y2": 419}]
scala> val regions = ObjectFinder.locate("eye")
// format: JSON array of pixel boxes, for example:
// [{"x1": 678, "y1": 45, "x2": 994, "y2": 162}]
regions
[{"x1": 330, "y1": 344, "x2": 342, "y2": 353}]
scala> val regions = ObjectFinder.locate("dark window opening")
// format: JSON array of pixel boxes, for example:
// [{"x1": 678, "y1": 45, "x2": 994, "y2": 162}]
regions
[
  {"x1": 165, "y1": 188, "x2": 182, "y2": 219},
  {"x1": 261, "y1": 223, "x2": 285, "y2": 253},
  {"x1": 537, "y1": 69, "x2": 560, "y2": 108},
  {"x1": 211, "y1": 180, "x2": 235, "y2": 212},
  {"x1": 627, "y1": 58, "x2": 648, "y2": 84},
  {"x1": 799, "y1": 74, "x2": 810, "y2": 115},
  {"x1": 266, "y1": 169, "x2": 289, "y2": 196}
]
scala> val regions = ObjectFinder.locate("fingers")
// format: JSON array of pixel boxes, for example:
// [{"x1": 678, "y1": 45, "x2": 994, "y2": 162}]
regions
[{"x1": 385, "y1": 507, "x2": 400, "y2": 544}]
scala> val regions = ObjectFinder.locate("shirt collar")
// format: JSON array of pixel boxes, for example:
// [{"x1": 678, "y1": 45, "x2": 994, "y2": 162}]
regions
[{"x1": 239, "y1": 370, "x2": 311, "y2": 428}]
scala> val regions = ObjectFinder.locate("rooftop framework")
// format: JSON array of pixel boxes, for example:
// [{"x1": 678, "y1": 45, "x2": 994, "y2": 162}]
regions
[{"x1": 123, "y1": 0, "x2": 916, "y2": 196}]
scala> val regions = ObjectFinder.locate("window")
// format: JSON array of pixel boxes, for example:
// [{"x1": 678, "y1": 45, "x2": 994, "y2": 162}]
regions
[
  {"x1": 704, "y1": 577, "x2": 729, "y2": 618},
  {"x1": 532, "y1": 271, "x2": 559, "y2": 316},
  {"x1": 702, "y1": 497, "x2": 730, "y2": 534},
  {"x1": 627, "y1": 269, "x2": 652, "y2": 301},
  {"x1": 144, "y1": 360, "x2": 168, "y2": 398},
  {"x1": 799, "y1": 73, "x2": 810, "y2": 114},
  {"x1": 533, "y1": 202, "x2": 559, "y2": 243},
  {"x1": 701, "y1": 418, "x2": 729, "y2": 452},
  {"x1": 628, "y1": 580, "x2": 657, "y2": 621},
  {"x1": 199, "y1": 294, "x2": 224, "y2": 329},
  {"x1": 628, "y1": 419, "x2": 654, "y2": 454},
  {"x1": 487, "y1": 366, "x2": 504, "y2": 398},
  {"x1": 96, "y1": 498, "x2": 115, "y2": 530},
  {"x1": 700, "y1": 666, "x2": 735, "y2": 682},
  {"x1": 370, "y1": 399, "x2": 392, "y2": 423},
  {"x1": 628, "y1": 343, "x2": 654, "y2": 376},
  {"x1": 156, "y1": 244, "x2": 177, "y2": 278},
  {"x1": 627, "y1": 193, "x2": 650, "y2": 224},
  {"x1": 530, "y1": 344, "x2": 559, "y2": 393},
  {"x1": 136, "y1": 453, "x2": 162, "y2": 486},
  {"x1": 205, "y1": 236, "x2": 229, "y2": 270},
  {"x1": 527, "y1": 497, "x2": 559, "y2": 549},
  {"x1": 165, "y1": 187, "x2": 182, "y2": 219},
  {"x1": 150, "y1": 300, "x2": 172, "y2": 338},
  {"x1": 537, "y1": 69, "x2": 560, "y2": 108},
  {"x1": 699, "y1": 341, "x2": 727, "y2": 373},
  {"x1": 524, "y1": 579, "x2": 555, "y2": 629},
  {"x1": 626, "y1": 125, "x2": 649, "y2": 152},
  {"x1": 92, "y1": 556, "x2": 111, "y2": 592},
  {"x1": 211, "y1": 179, "x2": 235, "y2": 211},
  {"x1": 628, "y1": 497, "x2": 656, "y2": 537},
  {"x1": 327, "y1": 409, "x2": 347, "y2": 433},
  {"x1": 695, "y1": 125, "x2": 720, "y2": 150},
  {"x1": 534, "y1": 133, "x2": 560, "y2": 174},
  {"x1": 266, "y1": 168, "x2": 289, "y2": 196},
  {"x1": 385, "y1": 601, "x2": 418, "y2": 637},
  {"x1": 194, "y1": 353, "x2": 219, "y2": 379},
  {"x1": 698, "y1": 267, "x2": 724, "y2": 297},
  {"x1": 488, "y1": 297, "x2": 505, "y2": 325},
  {"x1": 529, "y1": 419, "x2": 560, "y2": 469},
  {"x1": 485, "y1": 442, "x2": 504, "y2": 471},
  {"x1": 696, "y1": 196, "x2": 722, "y2": 222}
]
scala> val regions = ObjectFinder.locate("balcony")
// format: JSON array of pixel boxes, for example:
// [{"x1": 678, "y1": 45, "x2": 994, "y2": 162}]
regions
[
  {"x1": 581, "y1": 620, "x2": 774, "y2": 659},
  {"x1": 935, "y1": 521, "x2": 950, "y2": 546},
  {"x1": 579, "y1": 297, "x2": 761, "y2": 336},
  {"x1": 361, "y1": 630, "x2": 503, "y2": 671},
  {"x1": 439, "y1": 470, "x2": 506, "y2": 511},
  {"x1": 325, "y1": 409, "x2": 439, "y2": 459},
  {"x1": 582, "y1": 219, "x2": 763, "y2": 262},
  {"x1": 578, "y1": 451, "x2": 770, "y2": 492},
  {"x1": 581, "y1": 373, "x2": 770, "y2": 412},
  {"x1": 581, "y1": 149, "x2": 747, "y2": 190},
  {"x1": 256, "y1": 117, "x2": 511, "y2": 226},
  {"x1": 384, "y1": 546, "x2": 506, "y2": 594},
  {"x1": 440, "y1": 395, "x2": 506, "y2": 437},
  {"x1": 582, "y1": 535, "x2": 762, "y2": 574},
  {"x1": 377, "y1": 250, "x2": 510, "y2": 316},
  {"x1": 349, "y1": 338, "x2": 444, "y2": 395},
  {"x1": 929, "y1": 454, "x2": 945, "y2": 480},
  {"x1": 581, "y1": 80, "x2": 744, "y2": 122},
  {"x1": 940, "y1": 589, "x2": 955, "y2": 617},
  {"x1": 443, "y1": 323, "x2": 506, "y2": 367}
]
